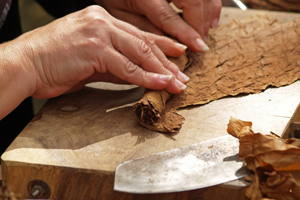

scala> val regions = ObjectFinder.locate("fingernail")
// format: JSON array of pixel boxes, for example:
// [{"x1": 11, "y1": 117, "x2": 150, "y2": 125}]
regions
[
  {"x1": 159, "y1": 74, "x2": 172, "y2": 82},
  {"x1": 178, "y1": 71, "x2": 190, "y2": 82},
  {"x1": 175, "y1": 42, "x2": 188, "y2": 51},
  {"x1": 176, "y1": 78, "x2": 187, "y2": 90},
  {"x1": 195, "y1": 38, "x2": 209, "y2": 52},
  {"x1": 212, "y1": 18, "x2": 219, "y2": 29}
]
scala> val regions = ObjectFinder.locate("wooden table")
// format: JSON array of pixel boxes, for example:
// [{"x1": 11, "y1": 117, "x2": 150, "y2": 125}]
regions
[{"x1": 1, "y1": 7, "x2": 300, "y2": 200}]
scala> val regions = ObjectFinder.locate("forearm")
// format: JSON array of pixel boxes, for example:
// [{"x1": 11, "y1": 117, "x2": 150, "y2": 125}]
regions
[{"x1": 0, "y1": 39, "x2": 36, "y2": 120}]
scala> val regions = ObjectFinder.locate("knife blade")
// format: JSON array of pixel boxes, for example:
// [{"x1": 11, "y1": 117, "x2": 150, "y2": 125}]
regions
[{"x1": 114, "y1": 135, "x2": 248, "y2": 193}]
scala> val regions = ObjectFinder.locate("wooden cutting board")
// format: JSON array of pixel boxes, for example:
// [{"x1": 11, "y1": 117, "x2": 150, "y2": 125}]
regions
[{"x1": 2, "y1": 7, "x2": 300, "y2": 200}]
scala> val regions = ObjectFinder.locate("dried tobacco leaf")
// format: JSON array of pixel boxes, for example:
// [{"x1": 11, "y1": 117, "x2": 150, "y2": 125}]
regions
[
  {"x1": 172, "y1": 16, "x2": 300, "y2": 108},
  {"x1": 133, "y1": 14, "x2": 283, "y2": 132},
  {"x1": 135, "y1": 14, "x2": 300, "y2": 133},
  {"x1": 227, "y1": 117, "x2": 253, "y2": 138},
  {"x1": 227, "y1": 117, "x2": 300, "y2": 200}
]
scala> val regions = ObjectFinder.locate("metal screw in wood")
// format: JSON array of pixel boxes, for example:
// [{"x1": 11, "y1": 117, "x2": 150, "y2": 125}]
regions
[{"x1": 27, "y1": 179, "x2": 51, "y2": 199}]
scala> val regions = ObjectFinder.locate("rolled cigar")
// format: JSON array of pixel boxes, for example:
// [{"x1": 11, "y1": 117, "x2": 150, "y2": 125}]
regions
[
  {"x1": 133, "y1": 89, "x2": 172, "y2": 132},
  {"x1": 133, "y1": 52, "x2": 190, "y2": 132}
]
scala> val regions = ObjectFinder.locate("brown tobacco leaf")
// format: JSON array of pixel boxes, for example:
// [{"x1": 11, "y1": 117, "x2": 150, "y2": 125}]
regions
[
  {"x1": 207, "y1": 13, "x2": 280, "y2": 43},
  {"x1": 227, "y1": 117, "x2": 300, "y2": 200},
  {"x1": 175, "y1": 16, "x2": 300, "y2": 107},
  {"x1": 134, "y1": 14, "x2": 300, "y2": 133},
  {"x1": 148, "y1": 15, "x2": 300, "y2": 132},
  {"x1": 227, "y1": 116, "x2": 253, "y2": 138},
  {"x1": 133, "y1": 14, "x2": 282, "y2": 132}
]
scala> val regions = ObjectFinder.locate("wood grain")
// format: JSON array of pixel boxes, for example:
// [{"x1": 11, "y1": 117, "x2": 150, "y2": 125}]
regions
[{"x1": 1, "y1": 7, "x2": 300, "y2": 200}]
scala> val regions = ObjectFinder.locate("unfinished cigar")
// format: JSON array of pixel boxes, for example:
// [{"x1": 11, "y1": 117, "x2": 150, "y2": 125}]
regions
[
  {"x1": 133, "y1": 89, "x2": 172, "y2": 132},
  {"x1": 133, "y1": 53, "x2": 190, "y2": 133}
]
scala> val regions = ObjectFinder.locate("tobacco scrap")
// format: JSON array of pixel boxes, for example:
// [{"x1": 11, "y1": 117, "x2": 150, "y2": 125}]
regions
[
  {"x1": 134, "y1": 13, "x2": 300, "y2": 133},
  {"x1": 227, "y1": 117, "x2": 300, "y2": 200}
]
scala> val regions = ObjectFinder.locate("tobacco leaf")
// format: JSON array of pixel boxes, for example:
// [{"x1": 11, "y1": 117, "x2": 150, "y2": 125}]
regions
[
  {"x1": 134, "y1": 13, "x2": 300, "y2": 133},
  {"x1": 227, "y1": 117, "x2": 300, "y2": 200}
]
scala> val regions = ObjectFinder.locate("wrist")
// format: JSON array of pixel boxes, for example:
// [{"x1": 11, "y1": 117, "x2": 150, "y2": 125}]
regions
[
  {"x1": 8, "y1": 38, "x2": 37, "y2": 97},
  {"x1": 0, "y1": 38, "x2": 38, "y2": 119}
]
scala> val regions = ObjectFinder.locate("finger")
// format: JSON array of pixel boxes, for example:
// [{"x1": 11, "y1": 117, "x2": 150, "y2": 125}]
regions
[
  {"x1": 210, "y1": 0, "x2": 222, "y2": 28},
  {"x1": 134, "y1": 0, "x2": 209, "y2": 53},
  {"x1": 99, "y1": 0, "x2": 165, "y2": 35},
  {"x1": 174, "y1": 0, "x2": 205, "y2": 38},
  {"x1": 110, "y1": 25, "x2": 189, "y2": 83},
  {"x1": 108, "y1": 9, "x2": 165, "y2": 36},
  {"x1": 140, "y1": 33, "x2": 190, "y2": 84},
  {"x1": 111, "y1": 17, "x2": 187, "y2": 57},
  {"x1": 202, "y1": 0, "x2": 213, "y2": 38},
  {"x1": 147, "y1": 32, "x2": 187, "y2": 58},
  {"x1": 111, "y1": 28, "x2": 173, "y2": 76},
  {"x1": 103, "y1": 46, "x2": 184, "y2": 94}
]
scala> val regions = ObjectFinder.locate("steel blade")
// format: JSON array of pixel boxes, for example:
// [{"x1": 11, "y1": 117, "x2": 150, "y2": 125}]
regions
[{"x1": 114, "y1": 135, "x2": 247, "y2": 193}]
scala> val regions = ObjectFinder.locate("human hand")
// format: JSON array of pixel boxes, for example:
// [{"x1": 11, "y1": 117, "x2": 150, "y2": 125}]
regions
[
  {"x1": 96, "y1": 0, "x2": 222, "y2": 53},
  {"x1": 17, "y1": 6, "x2": 189, "y2": 100}
]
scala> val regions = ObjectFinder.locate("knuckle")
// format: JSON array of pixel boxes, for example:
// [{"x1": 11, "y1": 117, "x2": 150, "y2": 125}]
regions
[
  {"x1": 136, "y1": 38, "x2": 153, "y2": 59},
  {"x1": 125, "y1": 60, "x2": 139, "y2": 75},
  {"x1": 85, "y1": 5, "x2": 107, "y2": 15},
  {"x1": 162, "y1": 59, "x2": 173, "y2": 70},
  {"x1": 85, "y1": 33, "x2": 110, "y2": 51},
  {"x1": 140, "y1": 31, "x2": 155, "y2": 46},
  {"x1": 93, "y1": 16, "x2": 109, "y2": 28},
  {"x1": 84, "y1": 6, "x2": 110, "y2": 27},
  {"x1": 98, "y1": 46, "x2": 115, "y2": 73},
  {"x1": 157, "y1": 7, "x2": 180, "y2": 25},
  {"x1": 168, "y1": 61, "x2": 179, "y2": 74}
]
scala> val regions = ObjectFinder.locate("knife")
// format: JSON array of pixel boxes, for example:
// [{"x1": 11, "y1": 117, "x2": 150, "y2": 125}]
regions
[{"x1": 114, "y1": 135, "x2": 248, "y2": 193}]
